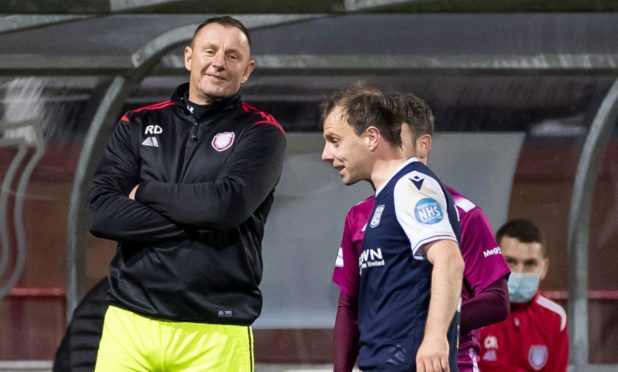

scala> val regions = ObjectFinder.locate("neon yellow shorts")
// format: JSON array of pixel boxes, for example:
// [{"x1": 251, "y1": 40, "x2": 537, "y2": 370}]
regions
[{"x1": 94, "y1": 305, "x2": 254, "y2": 372}]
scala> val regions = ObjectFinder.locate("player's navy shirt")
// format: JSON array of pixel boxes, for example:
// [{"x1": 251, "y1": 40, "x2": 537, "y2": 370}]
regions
[
  {"x1": 358, "y1": 158, "x2": 461, "y2": 371},
  {"x1": 331, "y1": 186, "x2": 510, "y2": 370}
]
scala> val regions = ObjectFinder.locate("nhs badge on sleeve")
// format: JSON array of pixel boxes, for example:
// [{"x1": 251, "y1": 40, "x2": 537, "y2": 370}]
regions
[{"x1": 414, "y1": 198, "x2": 444, "y2": 225}]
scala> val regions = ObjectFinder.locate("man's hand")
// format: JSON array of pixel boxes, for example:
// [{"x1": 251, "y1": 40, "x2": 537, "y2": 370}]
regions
[
  {"x1": 129, "y1": 185, "x2": 139, "y2": 200},
  {"x1": 416, "y1": 335, "x2": 450, "y2": 372}
]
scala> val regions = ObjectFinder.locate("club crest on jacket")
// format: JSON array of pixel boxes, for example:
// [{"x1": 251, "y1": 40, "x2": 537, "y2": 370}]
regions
[
  {"x1": 212, "y1": 132, "x2": 235, "y2": 152},
  {"x1": 529, "y1": 345, "x2": 548, "y2": 370}
]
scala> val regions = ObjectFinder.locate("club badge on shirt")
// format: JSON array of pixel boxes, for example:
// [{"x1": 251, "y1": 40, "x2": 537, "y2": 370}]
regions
[
  {"x1": 482, "y1": 335, "x2": 499, "y2": 361},
  {"x1": 212, "y1": 132, "x2": 235, "y2": 152},
  {"x1": 370, "y1": 205, "x2": 385, "y2": 228},
  {"x1": 529, "y1": 345, "x2": 548, "y2": 370}
]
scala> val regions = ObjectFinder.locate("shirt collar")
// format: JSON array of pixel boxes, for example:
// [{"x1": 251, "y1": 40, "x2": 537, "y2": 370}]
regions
[{"x1": 173, "y1": 83, "x2": 241, "y2": 119}]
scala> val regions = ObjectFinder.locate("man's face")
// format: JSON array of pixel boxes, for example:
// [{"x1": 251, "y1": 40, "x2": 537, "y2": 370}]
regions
[
  {"x1": 500, "y1": 236, "x2": 548, "y2": 283},
  {"x1": 184, "y1": 23, "x2": 255, "y2": 104},
  {"x1": 321, "y1": 106, "x2": 371, "y2": 186}
]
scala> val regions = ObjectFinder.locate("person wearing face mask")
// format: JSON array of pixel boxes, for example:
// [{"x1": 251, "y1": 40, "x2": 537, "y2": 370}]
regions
[{"x1": 479, "y1": 219, "x2": 568, "y2": 372}]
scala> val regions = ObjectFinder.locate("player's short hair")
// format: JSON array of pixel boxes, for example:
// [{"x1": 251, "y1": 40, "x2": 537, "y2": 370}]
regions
[
  {"x1": 496, "y1": 218, "x2": 546, "y2": 256},
  {"x1": 320, "y1": 87, "x2": 404, "y2": 147},
  {"x1": 192, "y1": 16, "x2": 252, "y2": 50},
  {"x1": 391, "y1": 92, "x2": 434, "y2": 140}
]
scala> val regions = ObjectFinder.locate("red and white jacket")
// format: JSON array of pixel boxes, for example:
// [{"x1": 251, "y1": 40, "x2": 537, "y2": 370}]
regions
[{"x1": 479, "y1": 292, "x2": 568, "y2": 372}]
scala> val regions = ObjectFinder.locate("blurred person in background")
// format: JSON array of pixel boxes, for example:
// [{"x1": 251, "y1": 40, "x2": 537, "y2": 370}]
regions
[{"x1": 479, "y1": 218, "x2": 568, "y2": 372}]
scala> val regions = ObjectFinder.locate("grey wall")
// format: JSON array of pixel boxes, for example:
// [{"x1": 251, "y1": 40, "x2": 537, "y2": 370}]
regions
[{"x1": 430, "y1": 133, "x2": 525, "y2": 231}]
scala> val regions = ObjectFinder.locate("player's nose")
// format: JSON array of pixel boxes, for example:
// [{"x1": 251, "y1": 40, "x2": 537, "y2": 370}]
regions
[{"x1": 321, "y1": 143, "x2": 334, "y2": 162}]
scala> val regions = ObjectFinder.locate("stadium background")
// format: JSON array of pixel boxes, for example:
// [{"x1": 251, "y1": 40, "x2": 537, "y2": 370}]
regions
[{"x1": 0, "y1": 1, "x2": 617, "y2": 370}]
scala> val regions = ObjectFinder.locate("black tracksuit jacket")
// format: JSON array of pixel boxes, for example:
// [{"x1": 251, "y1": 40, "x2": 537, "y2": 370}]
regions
[{"x1": 88, "y1": 83, "x2": 286, "y2": 324}]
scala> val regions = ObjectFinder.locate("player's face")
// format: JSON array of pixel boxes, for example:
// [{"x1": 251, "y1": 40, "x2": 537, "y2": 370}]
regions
[
  {"x1": 322, "y1": 106, "x2": 371, "y2": 185},
  {"x1": 184, "y1": 23, "x2": 255, "y2": 105},
  {"x1": 500, "y1": 236, "x2": 548, "y2": 282}
]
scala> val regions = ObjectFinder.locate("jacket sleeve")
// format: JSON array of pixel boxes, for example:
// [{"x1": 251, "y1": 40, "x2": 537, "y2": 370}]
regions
[
  {"x1": 460, "y1": 207, "x2": 511, "y2": 295},
  {"x1": 547, "y1": 313, "x2": 569, "y2": 372},
  {"x1": 135, "y1": 123, "x2": 286, "y2": 231},
  {"x1": 334, "y1": 291, "x2": 360, "y2": 372},
  {"x1": 88, "y1": 118, "x2": 187, "y2": 242},
  {"x1": 460, "y1": 277, "x2": 509, "y2": 334}
]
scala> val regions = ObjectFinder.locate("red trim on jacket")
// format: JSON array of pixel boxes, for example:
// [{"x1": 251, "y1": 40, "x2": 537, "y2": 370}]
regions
[
  {"x1": 120, "y1": 100, "x2": 174, "y2": 122},
  {"x1": 241, "y1": 102, "x2": 284, "y2": 133}
]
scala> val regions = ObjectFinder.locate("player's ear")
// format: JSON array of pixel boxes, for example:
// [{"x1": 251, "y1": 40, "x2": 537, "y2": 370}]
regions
[
  {"x1": 539, "y1": 257, "x2": 549, "y2": 281},
  {"x1": 416, "y1": 134, "x2": 432, "y2": 157},
  {"x1": 184, "y1": 46, "x2": 193, "y2": 72},
  {"x1": 241, "y1": 59, "x2": 256, "y2": 84},
  {"x1": 365, "y1": 126, "x2": 380, "y2": 151}
]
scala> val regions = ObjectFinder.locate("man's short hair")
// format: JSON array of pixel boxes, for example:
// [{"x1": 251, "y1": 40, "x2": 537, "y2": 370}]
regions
[
  {"x1": 496, "y1": 218, "x2": 546, "y2": 256},
  {"x1": 320, "y1": 87, "x2": 404, "y2": 147},
  {"x1": 391, "y1": 92, "x2": 434, "y2": 139},
  {"x1": 192, "y1": 16, "x2": 252, "y2": 50}
]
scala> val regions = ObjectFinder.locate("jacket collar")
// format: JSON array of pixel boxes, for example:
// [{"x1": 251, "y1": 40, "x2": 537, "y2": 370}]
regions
[
  {"x1": 172, "y1": 83, "x2": 241, "y2": 120},
  {"x1": 511, "y1": 291, "x2": 541, "y2": 312}
]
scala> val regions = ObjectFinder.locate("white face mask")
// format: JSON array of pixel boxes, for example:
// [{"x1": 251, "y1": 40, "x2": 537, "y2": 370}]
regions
[{"x1": 507, "y1": 272, "x2": 539, "y2": 303}]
